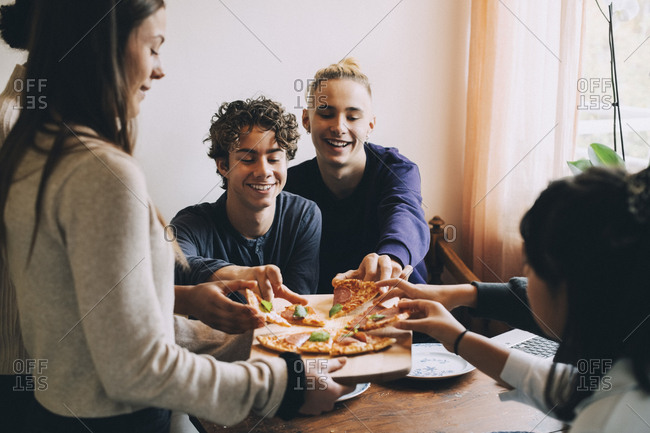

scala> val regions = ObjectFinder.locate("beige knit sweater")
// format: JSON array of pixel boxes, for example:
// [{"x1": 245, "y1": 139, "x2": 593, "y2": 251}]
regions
[{"x1": 4, "y1": 127, "x2": 287, "y2": 424}]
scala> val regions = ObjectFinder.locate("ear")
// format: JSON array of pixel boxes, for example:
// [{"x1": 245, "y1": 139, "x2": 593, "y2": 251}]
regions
[
  {"x1": 367, "y1": 115, "x2": 376, "y2": 135},
  {"x1": 216, "y1": 158, "x2": 229, "y2": 178},
  {"x1": 302, "y1": 109, "x2": 311, "y2": 133}
]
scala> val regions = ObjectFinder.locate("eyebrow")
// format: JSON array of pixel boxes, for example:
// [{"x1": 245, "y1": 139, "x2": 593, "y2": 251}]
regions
[
  {"x1": 234, "y1": 148, "x2": 285, "y2": 155},
  {"x1": 316, "y1": 105, "x2": 364, "y2": 113}
]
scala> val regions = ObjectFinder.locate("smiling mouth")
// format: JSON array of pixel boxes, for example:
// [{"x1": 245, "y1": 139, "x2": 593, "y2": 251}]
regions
[
  {"x1": 325, "y1": 139, "x2": 352, "y2": 148},
  {"x1": 248, "y1": 183, "x2": 274, "y2": 191}
]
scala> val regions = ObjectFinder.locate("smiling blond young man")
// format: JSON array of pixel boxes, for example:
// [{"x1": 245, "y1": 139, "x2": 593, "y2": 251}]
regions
[{"x1": 172, "y1": 97, "x2": 321, "y2": 332}]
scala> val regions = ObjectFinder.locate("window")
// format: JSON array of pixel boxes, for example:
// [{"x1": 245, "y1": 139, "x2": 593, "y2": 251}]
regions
[{"x1": 577, "y1": 0, "x2": 650, "y2": 172}]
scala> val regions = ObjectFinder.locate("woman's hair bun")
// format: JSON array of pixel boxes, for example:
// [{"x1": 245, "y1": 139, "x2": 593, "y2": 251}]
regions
[{"x1": 0, "y1": 0, "x2": 33, "y2": 50}]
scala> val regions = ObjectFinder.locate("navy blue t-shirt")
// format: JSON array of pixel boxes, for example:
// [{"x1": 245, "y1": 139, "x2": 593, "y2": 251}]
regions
[{"x1": 172, "y1": 191, "x2": 321, "y2": 294}]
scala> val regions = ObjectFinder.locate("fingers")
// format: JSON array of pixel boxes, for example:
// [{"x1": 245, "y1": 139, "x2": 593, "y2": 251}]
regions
[
  {"x1": 376, "y1": 278, "x2": 410, "y2": 294},
  {"x1": 257, "y1": 265, "x2": 282, "y2": 301},
  {"x1": 202, "y1": 291, "x2": 264, "y2": 333},
  {"x1": 219, "y1": 279, "x2": 258, "y2": 296},
  {"x1": 360, "y1": 253, "x2": 379, "y2": 280},
  {"x1": 325, "y1": 357, "x2": 347, "y2": 373},
  {"x1": 399, "y1": 265, "x2": 413, "y2": 280},
  {"x1": 332, "y1": 268, "x2": 360, "y2": 285},
  {"x1": 275, "y1": 284, "x2": 308, "y2": 305},
  {"x1": 378, "y1": 255, "x2": 398, "y2": 281}
]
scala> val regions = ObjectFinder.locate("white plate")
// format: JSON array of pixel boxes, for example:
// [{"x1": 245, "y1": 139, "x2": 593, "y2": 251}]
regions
[
  {"x1": 336, "y1": 382, "x2": 370, "y2": 402},
  {"x1": 407, "y1": 343, "x2": 475, "y2": 380}
]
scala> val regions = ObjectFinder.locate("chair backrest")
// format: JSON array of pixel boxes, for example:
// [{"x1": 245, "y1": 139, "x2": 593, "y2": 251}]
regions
[{"x1": 425, "y1": 216, "x2": 479, "y2": 285}]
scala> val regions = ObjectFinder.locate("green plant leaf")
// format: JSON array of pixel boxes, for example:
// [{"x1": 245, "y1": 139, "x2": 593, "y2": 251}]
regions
[
  {"x1": 567, "y1": 159, "x2": 592, "y2": 175},
  {"x1": 293, "y1": 305, "x2": 307, "y2": 318},
  {"x1": 260, "y1": 299, "x2": 273, "y2": 313},
  {"x1": 329, "y1": 303, "x2": 342, "y2": 317},
  {"x1": 308, "y1": 330, "x2": 330, "y2": 342},
  {"x1": 588, "y1": 143, "x2": 625, "y2": 168},
  {"x1": 368, "y1": 314, "x2": 386, "y2": 321}
]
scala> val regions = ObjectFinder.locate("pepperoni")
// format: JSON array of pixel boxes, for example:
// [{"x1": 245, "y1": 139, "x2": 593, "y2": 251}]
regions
[
  {"x1": 354, "y1": 332, "x2": 368, "y2": 342},
  {"x1": 338, "y1": 337, "x2": 358, "y2": 346},
  {"x1": 333, "y1": 287, "x2": 352, "y2": 305},
  {"x1": 378, "y1": 306, "x2": 400, "y2": 319},
  {"x1": 283, "y1": 332, "x2": 312, "y2": 347},
  {"x1": 280, "y1": 309, "x2": 295, "y2": 321}
]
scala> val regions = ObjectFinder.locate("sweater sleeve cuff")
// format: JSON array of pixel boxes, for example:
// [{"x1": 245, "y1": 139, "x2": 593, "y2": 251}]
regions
[
  {"x1": 377, "y1": 242, "x2": 411, "y2": 268},
  {"x1": 276, "y1": 352, "x2": 306, "y2": 420}
]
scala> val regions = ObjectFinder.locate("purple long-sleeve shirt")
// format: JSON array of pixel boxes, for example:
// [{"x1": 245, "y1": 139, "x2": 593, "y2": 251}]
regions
[{"x1": 285, "y1": 142, "x2": 429, "y2": 293}]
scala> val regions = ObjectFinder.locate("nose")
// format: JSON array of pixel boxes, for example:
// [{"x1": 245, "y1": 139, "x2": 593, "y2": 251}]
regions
[
  {"x1": 152, "y1": 57, "x2": 165, "y2": 80},
  {"x1": 329, "y1": 114, "x2": 347, "y2": 136},
  {"x1": 253, "y1": 158, "x2": 272, "y2": 178}
]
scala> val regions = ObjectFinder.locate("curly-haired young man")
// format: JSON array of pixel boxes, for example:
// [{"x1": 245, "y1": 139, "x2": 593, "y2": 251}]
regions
[{"x1": 172, "y1": 97, "x2": 321, "y2": 333}]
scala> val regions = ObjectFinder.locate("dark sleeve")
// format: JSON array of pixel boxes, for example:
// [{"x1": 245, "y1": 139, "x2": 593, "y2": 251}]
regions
[
  {"x1": 280, "y1": 202, "x2": 321, "y2": 295},
  {"x1": 374, "y1": 158, "x2": 430, "y2": 269},
  {"x1": 276, "y1": 352, "x2": 306, "y2": 420},
  {"x1": 171, "y1": 207, "x2": 233, "y2": 285},
  {"x1": 470, "y1": 277, "x2": 545, "y2": 336}
]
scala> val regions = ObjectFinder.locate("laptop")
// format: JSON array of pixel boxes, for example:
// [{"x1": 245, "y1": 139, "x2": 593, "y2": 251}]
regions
[{"x1": 491, "y1": 329, "x2": 559, "y2": 359}]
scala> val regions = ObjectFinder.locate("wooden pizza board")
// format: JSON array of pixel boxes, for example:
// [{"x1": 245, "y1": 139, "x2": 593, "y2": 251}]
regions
[{"x1": 249, "y1": 294, "x2": 412, "y2": 385}]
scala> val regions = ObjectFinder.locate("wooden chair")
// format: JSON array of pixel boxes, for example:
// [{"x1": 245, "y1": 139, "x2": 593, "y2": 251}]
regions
[
  {"x1": 425, "y1": 215, "x2": 478, "y2": 285},
  {"x1": 424, "y1": 216, "x2": 508, "y2": 337}
]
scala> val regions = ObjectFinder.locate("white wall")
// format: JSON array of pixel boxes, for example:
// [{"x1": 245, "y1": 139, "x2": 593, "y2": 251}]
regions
[{"x1": 0, "y1": 0, "x2": 470, "y2": 233}]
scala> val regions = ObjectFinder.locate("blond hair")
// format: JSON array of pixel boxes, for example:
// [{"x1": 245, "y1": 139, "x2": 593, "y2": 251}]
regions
[{"x1": 306, "y1": 58, "x2": 372, "y2": 106}]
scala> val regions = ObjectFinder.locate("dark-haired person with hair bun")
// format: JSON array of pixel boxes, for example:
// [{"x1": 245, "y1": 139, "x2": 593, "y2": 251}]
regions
[
  {"x1": 0, "y1": 2, "x2": 349, "y2": 432},
  {"x1": 172, "y1": 97, "x2": 322, "y2": 333},
  {"x1": 285, "y1": 58, "x2": 430, "y2": 293},
  {"x1": 0, "y1": 1, "x2": 35, "y2": 430},
  {"x1": 381, "y1": 167, "x2": 650, "y2": 432}
]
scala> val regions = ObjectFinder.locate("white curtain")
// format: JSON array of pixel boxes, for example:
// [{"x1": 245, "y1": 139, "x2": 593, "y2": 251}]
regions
[{"x1": 462, "y1": 0, "x2": 585, "y2": 281}]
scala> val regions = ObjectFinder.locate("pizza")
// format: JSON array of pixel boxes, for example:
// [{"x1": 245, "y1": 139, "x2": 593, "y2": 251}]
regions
[
  {"x1": 280, "y1": 305, "x2": 327, "y2": 327},
  {"x1": 257, "y1": 329, "x2": 332, "y2": 354},
  {"x1": 345, "y1": 305, "x2": 409, "y2": 331},
  {"x1": 331, "y1": 329, "x2": 396, "y2": 356},
  {"x1": 256, "y1": 328, "x2": 396, "y2": 357},
  {"x1": 244, "y1": 289, "x2": 291, "y2": 327},
  {"x1": 329, "y1": 279, "x2": 381, "y2": 318}
]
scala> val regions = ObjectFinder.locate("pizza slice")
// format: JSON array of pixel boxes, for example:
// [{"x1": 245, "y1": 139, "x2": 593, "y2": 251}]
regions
[
  {"x1": 330, "y1": 329, "x2": 397, "y2": 356},
  {"x1": 280, "y1": 305, "x2": 327, "y2": 327},
  {"x1": 299, "y1": 329, "x2": 333, "y2": 354},
  {"x1": 256, "y1": 329, "x2": 333, "y2": 354},
  {"x1": 256, "y1": 331, "x2": 312, "y2": 353},
  {"x1": 245, "y1": 289, "x2": 291, "y2": 327},
  {"x1": 329, "y1": 279, "x2": 381, "y2": 319},
  {"x1": 345, "y1": 305, "x2": 409, "y2": 331}
]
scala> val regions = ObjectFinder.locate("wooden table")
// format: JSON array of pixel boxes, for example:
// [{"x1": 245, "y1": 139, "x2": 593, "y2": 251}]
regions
[{"x1": 200, "y1": 368, "x2": 566, "y2": 433}]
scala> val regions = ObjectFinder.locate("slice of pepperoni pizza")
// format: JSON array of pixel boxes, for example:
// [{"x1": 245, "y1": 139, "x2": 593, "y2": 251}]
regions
[
  {"x1": 257, "y1": 329, "x2": 333, "y2": 354},
  {"x1": 330, "y1": 329, "x2": 397, "y2": 356},
  {"x1": 245, "y1": 289, "x2": 291, "y2": 327},
  {"x1": 256, "y1": 331, "x2": 312, "y2": 353},
  {"x1": 329, "y1": 279, "x2": 381, "y2": 319},
  {"x1": 280, "y1": 305, "x2": 327, "y2": 327},
  {"x1": 345, "y1": 305, "x2": 409, "y2": 331},
  {"x1": 298, "y1": 329, "x2": 333, "y2": 354}
]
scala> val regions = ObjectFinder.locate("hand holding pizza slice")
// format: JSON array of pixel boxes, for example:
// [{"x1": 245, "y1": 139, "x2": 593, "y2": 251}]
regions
[{"x1": 329, "y1": 279, "x2": 382, "y2": 318}]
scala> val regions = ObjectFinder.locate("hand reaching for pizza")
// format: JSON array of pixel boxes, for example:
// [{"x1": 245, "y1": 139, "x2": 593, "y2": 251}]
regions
[
  {"x1": 333, "y1": 253, "x2": 411, "y2": 285},
  {"x1": 375, "y1": 278, "x2": 478, "y2": 311},
  {"x1": 174, "y1": 280, "x2": 265, "y2": 334},
  {"x1": 395, "y1": 299, "x2": 466, "y2": 353},
  {"x1": 211, "y1": 264, "x2": 308, "y2": 305},
  {"x1": 299, "y1": 358, "x2": 355, "y2": 416}
]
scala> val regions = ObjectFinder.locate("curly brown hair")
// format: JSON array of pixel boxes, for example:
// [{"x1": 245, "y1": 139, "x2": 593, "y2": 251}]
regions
[{"x1": 206, "y1": 96, "x2": 299, "y2": 188}]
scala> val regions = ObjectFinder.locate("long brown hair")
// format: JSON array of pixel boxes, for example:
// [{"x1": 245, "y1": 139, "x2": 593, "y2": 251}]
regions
[{"x1": 0, "y1": 0, "x2": 165, "y2": 266}]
